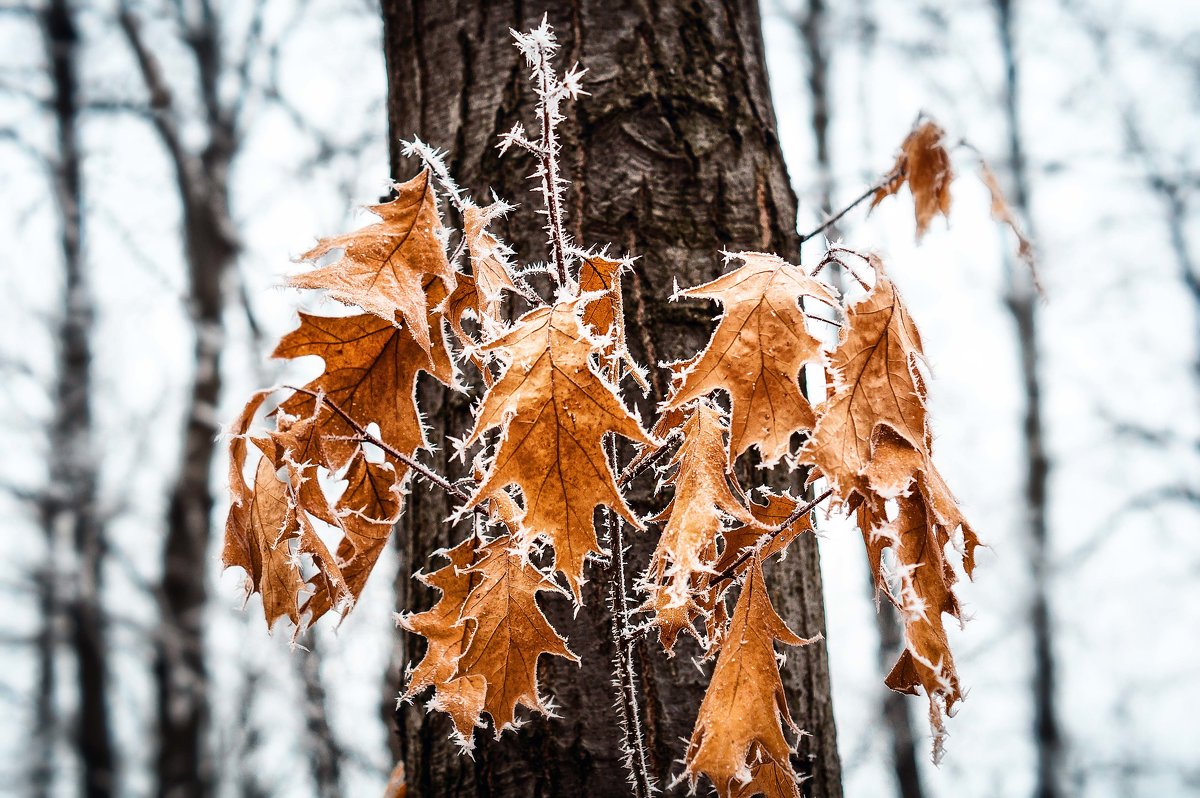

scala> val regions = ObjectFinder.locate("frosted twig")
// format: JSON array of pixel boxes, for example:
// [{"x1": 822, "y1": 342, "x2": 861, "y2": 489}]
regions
[
  {"x1": 602, "y1": 436, "x2": 657, "y2": 797},
  {"x1": 283, "y1": 386, "x2": 481, "y2": 510},
  {"x1": 709, "y1": 487, "x2": 834, "y2": 586},
  {"x1": 504, "y1": 20, "x2": 587, "y2": 289},
  {"x1": 799, "y1": 165, "x2": 902, "y2": 245},
  {"x1": 401, "y1": 136, "x2": 467, "y2": 213}
]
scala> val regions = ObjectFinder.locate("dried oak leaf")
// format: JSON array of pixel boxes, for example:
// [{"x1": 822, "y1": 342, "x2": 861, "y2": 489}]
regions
[
  {"x1": 266, "y1": 403, "x2": 338, "y2": 527},
  {"x1": 301, "y1": 452, "x2": 403, "y2": 625},
  {"x1": 578, "y1": 254, "x2": 645, "y2": 387},
  {"x1": 683, "y1": 555, "x2": 814, "y2": 798},
  {"x1": 464, "y1": 298, "x2": 652, "y2": 599},
  {"x1": 797, "y1": 275, "x2": 929, "y2": 498},
  {"x1": 223, "y1": 435, "x2": 306, "y2": 628},
  {"x1": 643, "y1": 401, "x2": 757, "y2": 652},
  {"x1": 872, "y1": 120, "x2": 953, "y2": 239},
  {"x1": 978, "y1": 159, "x2": 1040, "y2": 291},
  {"x1": 733, "y1": 757, "x2": 801, "y2": 798},
  {"x1": 398, "y1": 537, "x2": 487, "y2": 742},
  {"x1": 862, "y1": 490, "x2": 965, "y2": 761},
  {"x1": 665, "y1": 252, "x2": 833, "y2": 465},
  {"x1": 864, "y1": 424, "x2": 980, "y2": 577},
  {"x1": 402, "y1": 533, "x2": 576, "y2": 741},
  {"x1": 454, "y1": 535, "x2": 578, "y2": 733},
  {"x1": 274, "y1": 310, "x2": 452, "y2": 471},
  {"x1": 289, "y1": 169, "x2": 455, "y2": 359},
  {"x1": 463, "y1": 201, "x2": 521, "y2": 324},
  {"x1": 695, "y1": 491, "x2": 814, "y2": 653},
  {"x1": 225, "y1": 391, "x2": 335, "y2": 628}
]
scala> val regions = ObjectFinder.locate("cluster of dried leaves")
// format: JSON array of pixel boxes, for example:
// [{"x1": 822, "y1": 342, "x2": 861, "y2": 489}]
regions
[{"x1": 222, "y1": 24, "x2": 1002, "y2": 798}]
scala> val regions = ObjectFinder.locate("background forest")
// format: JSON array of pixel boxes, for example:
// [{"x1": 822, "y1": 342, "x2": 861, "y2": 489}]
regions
[{"x1": 1, "y1": 0, "x2": 1197, "y2": 797}]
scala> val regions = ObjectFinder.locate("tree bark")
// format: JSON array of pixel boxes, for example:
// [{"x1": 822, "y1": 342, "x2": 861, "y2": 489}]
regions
[
  {"x1": 993, "y1": 3, "x2": 1060, "y2": 797},
  {"x1": 380, "y1": 2, "x2": 843, "y2": 796},
  {"x1": 40, "y1": 0, "x2": 118, "y2": 794}
]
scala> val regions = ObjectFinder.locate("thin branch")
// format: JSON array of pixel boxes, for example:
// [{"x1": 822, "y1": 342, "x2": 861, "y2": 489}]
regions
[
  {"x1": 282, "y1": 386, "x2": 474, "y2": 503},
  {"x1": 602, "y1": 438, "x2": 656, "y2": 797},
  {"x1": 799, "y1": 167, "x2": 901, "y2": 244},
  {"x1": 617, "y1": 429, "x2": 682, "y2": 487},
  {"x1": 710, "y1": 487, "x2": 834, "y2": 587}
]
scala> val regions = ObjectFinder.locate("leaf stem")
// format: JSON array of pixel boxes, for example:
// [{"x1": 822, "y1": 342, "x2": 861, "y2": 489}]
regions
[
  {"x1": 710, "y1": 487, "x2": 834, "y2": 586},
  {"x1": 283, "y1": 386, "x2": 473, "y2": 503}
]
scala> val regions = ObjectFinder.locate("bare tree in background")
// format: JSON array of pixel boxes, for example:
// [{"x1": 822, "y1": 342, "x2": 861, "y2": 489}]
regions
[
  {"x1": 1074, "y1": 7, "x2": 1200, "y2": 511},
  {"x1": 992, "y1": 2, "x2": 1061, "y2": 797},
  {"x1": 27, "y1": 1, "x2": 119, "y2": 795},
  {"x1": 113, "y1": 2, "x2": 352, "y2": 794},
  {"x1": 792, "y1": 3, "x2": 926, "y2": 796}
]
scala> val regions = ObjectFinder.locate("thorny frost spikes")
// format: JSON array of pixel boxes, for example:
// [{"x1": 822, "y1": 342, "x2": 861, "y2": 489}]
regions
[
  {"x1": 223, "y1": 19, "x2": 994, "y2": 797},
  {"x1": 501, "y1": 18, "x2": 585, "y2": 287}
]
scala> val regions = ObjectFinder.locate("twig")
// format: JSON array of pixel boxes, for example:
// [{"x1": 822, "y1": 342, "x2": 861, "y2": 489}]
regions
[
  {"x1": 282, "y1": 386, "x2": 471, "y2": 502},
  {"x1": 617, "y1": 430, "x2": 681, "y2": 487},
  {"x1": 602, "y1": 438, "x2": 656, "y2": 797},
  {"x1": 799, "y1": 168, "x2": 901, "y2": 244},
  {"x1": 710, "y1": 488, "x2": 834, "y2": 587}
]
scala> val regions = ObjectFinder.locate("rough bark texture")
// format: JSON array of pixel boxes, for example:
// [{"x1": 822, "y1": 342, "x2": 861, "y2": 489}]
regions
[
  {"x1": 39, "y1": 0, "x2": 118, "y2": 794},
  {"x1": 380, "y1": 2, "x2": 842, "y2": 796},
  {"x1": 118, "y1": 5, "x2": 240, "y2": 795},
  {"x1": 994, "y1": 3, "x2": 1060, "y2": 797}
]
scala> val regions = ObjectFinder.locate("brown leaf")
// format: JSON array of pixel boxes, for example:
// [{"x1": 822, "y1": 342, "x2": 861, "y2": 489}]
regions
[
  {"x1": 274, "y1": 310, "x2": 452, "y2": 470},
  {"x1": 401, "y1": 531, "x2": 576, "y2": 742},
  {"x1": 978, "y1": 160, "x2": 1041, "y2": 291},
  {"x1": 643, "y1": 402, "x2": 758, "y2": 652},
  {"x1": 463, "y1": 201, "x2": 521, "y2": 323},
  {"x1": 465, "y1": 298, "x2": 652, "y2": 598},
  {"x1": 382, "y1": 762, "x2": 407, "y2": 798},
  {"x1": 683, "y1": 555, "x2": 814, "y2": 797},
  {"x1": 797, "y1": 275, "x2": 929, "y2": 499},
  {"x1": 732, "y1": 757, "x2": 800, "y2": 798},
  {"x1": 578, "y1": 254, "x2": 645, "y2": 387},
  {"x1": 874, "y1": 492, "x2": 964, "y2": 761},
  {"x1": 454, "y1": 536, "x2": 578, "y2": 733},
  {"x1": 290, "y1": 170, "x2": 456, "y2": 358},
  {"x1": 301, "y1": 453, "x2": 403, "y2": 625},
  {"x1": 864, "y1": 425, "x2": 980, "y2": 577},
  {"x1": 666, "y1": 252, "x2": 832, "y2": 465},
  {"x1": 872, "y1": 121, "x2": 953, "y2": 239},
  {"x1": 223, "y1": 439, "x2": 305, "y2": 628},
  {"x1": 398, "y1": 537, "x2": 485, "y2": 741}
]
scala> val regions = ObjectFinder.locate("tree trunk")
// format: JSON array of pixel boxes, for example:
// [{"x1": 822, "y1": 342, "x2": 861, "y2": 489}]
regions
[
  {"x1": 298, "y1": 636, "x2": 345, "y2": 798},
  {"x1": 152, "y1": 144, "x2": 234, "y2": 798},
  {"x1": 993, "y1": 3, "x2": 1060, "y2": 797},
  {"x1": 40, "y1": 0, "x2": 118, "y2": 794},
  {"x1": 380, "y1": 2, "x2": 842, "y2": 796}
]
